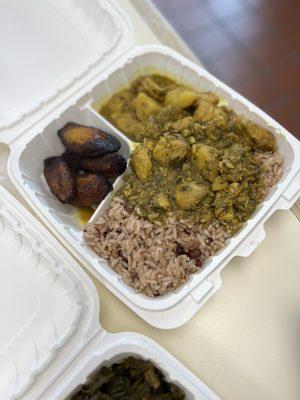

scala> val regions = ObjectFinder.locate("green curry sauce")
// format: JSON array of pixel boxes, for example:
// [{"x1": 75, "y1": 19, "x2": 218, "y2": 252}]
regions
[{"x1": 100, "y1": 74, "x2": 276, "y2": 234}]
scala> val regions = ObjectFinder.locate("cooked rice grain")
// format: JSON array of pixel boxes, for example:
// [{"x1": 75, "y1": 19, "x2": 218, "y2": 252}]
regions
[
  {"x1": 84, "y1": 197, "x2": 229, "y2": 297},
  {"x1": 255, "y1": 151, "x2": 283, "y2": 194}
]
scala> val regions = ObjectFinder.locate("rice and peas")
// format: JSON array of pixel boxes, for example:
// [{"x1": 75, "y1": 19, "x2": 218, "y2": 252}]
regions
[{"x1": 84, "y1": 74, "x2": 283, "y2": 297}]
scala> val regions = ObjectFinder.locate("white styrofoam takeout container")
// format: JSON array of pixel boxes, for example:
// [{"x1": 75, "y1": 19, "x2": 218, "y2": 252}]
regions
[
  {"x1": 0, "y1": 0, "x2": 300, "y2": 330},
  {"x1": 0, "y1": 183, "x2": 219, "y2": 400}
]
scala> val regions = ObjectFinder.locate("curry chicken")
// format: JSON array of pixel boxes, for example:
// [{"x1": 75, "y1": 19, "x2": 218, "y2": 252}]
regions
[{"x1": 100, "y1": 73, "x2": 277, "y2": 233}]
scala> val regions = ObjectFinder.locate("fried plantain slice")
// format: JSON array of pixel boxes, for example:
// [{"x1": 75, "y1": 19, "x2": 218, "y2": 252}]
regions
[
  {"x1": 61, "y1": 150, "x2": 81, "y2": 171},
  {"x1": 58, "y1": 122, "x2": 121, "y2": 156},
  {"x1": 71, "y1": 173, "x2": 112, "y2": 207},
  {"x1": 44, "y1": 156, "x2": 75, "y2": 203},
  {"x1": 79, "y1": 153, "x2": 127, "y2": 178}
]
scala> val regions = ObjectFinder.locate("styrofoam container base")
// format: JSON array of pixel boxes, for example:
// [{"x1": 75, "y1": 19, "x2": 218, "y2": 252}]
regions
[
  {"x1": 6, "y1": 46, "x2": 300, "y2": 329},
  {"x1": 46, "y1": 332, "x2": 218, "y2": 400},
  {"x1": 0, "y1": 184, "x2": 219, "y2": 400}
]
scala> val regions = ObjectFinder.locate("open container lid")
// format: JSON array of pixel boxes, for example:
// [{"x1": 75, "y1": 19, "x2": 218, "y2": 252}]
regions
[
  {"x1": 0, "y1": 0, "x2": 132, "y2": 133},
  {"x1": 0, "y1": 186, "x2": 100, "y2": 400}
]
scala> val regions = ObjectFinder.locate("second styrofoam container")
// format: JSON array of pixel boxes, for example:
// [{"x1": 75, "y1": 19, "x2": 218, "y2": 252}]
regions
[{"x1": 6, "y1": 45, "x2": 300, "y2": 329}]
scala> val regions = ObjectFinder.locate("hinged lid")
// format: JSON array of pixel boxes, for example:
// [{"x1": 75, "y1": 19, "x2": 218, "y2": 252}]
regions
[
  {"x1": 0, "y1": 186, "x2": 100, "y2": 400},
  {"x1": 0, "y1": 0, "x2": 132, "y2": 136}
]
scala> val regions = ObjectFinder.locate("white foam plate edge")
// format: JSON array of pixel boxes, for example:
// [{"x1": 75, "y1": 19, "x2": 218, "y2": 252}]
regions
[{"x1": 4, "y1": 45, "x2": 300, "y2": 330}]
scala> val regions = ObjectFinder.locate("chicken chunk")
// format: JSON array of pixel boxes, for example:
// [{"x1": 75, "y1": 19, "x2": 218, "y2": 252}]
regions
[
  {"x1": 191, "y1": 143, "x2": 219, "y2": 182},
  {"x1": 154, "y1": 194, "x2": 170, "y2": 210},
  {"x1": 165, "y1": 88, "x2": 198, "y2": 109},
  {"x1": 198, "y1": 92, "x2": 219, "y2": 105},
  {"x1": 131, "y1": 145, "x2": 152, "y2": 182},
  {"x1": 112, "y1": 113, "x2": 142, "y2": 142},
  {"x1": 211, "y1": 176, "x2": 228, "y2": 191},
  {"x1": 195, "y1": 104, "x2": 228, "y2": 131},
  {"x1": 193, "y1": 101, "x2": 215, "y2": 122},
  {"x1": 214, "y1": 192, "x2": 234, "y2": 222},
  {"x1": 142, "y1": 76, "x2": 166, "y2": 101},
  {"x1": 243, "y1": 120, "x2": 276, "y2": 151},
  {"x1": 133, "y1": 92, "x2": 161, "y2": 121},
  {"x1": 153, "y1": 135, "x2": 189, "y2": 166},
  {"x1": 101, "y1": 89, "x2": 132, "y2": 116},
  {"x1": 169, "y1": 116, "x2": 194, "y2": 135},
  {"x1": 231, "y1": 115, "x2": 276, "y2": 151},
  {"x1": 175, "y1": 182, "x2": 208, "y2": 210}
]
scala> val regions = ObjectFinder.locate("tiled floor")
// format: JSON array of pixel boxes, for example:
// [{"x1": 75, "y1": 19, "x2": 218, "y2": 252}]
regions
[{"x1": 152, "y1": 0, "x2": 300, "y2": 139}]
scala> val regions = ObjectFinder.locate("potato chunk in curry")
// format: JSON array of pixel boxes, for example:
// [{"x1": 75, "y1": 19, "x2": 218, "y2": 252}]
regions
[
  {"x1": 131, "y1": 145, "x2": 152, "y2": 182},
  {"x1": 165, "y1": 88, "x2": 198, "y2": 109},
  {"x1": 153, "y1": 135, "x2": 189, "y2": 166},
  {"x1": 175, "y1": 182, "x2": 208, "y2": 210},
  {"x1": 191, "y1": 143, "x2": 219, "y2": 182},
  {"x1": 133, "y1": 92, "x2": 161, "y2": 121}
]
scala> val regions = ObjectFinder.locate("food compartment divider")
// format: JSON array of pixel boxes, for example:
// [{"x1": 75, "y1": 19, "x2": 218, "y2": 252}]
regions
[{"x1": 5, "y1": 45, "x2": 300, "y2": 329}]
